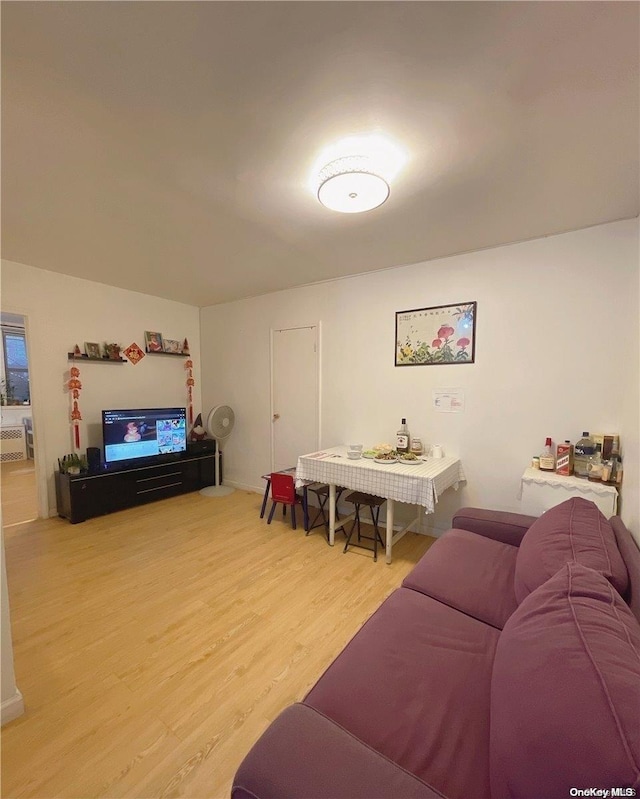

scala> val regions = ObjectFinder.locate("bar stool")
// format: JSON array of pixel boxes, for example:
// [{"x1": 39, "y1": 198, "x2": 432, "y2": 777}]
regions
[
  {"x1": 305, "y1": 484, "x2": 345, "y2": 541},
  {"x1": 342, "y1": 492, "x2": 386, "y2": 562}
]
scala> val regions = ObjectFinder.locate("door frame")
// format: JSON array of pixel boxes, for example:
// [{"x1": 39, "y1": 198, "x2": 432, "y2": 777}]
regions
[
  {"x1": 269, "y1": 322, "x2": 321, "y2": 472},
  {"x1": 0, "y1": 306, "x2": 45, "y2": 519}
]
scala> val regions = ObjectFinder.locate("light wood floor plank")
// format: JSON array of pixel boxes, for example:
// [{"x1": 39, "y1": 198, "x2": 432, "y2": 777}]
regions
[
  {"x1": 2, "y1": 489, "x2": 434, "y2": 798},
  {"x1": 1, "y1": 460, "x2": 38, "y2": 527}
]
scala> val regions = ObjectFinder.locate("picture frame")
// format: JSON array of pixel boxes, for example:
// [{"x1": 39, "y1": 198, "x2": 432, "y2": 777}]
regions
[
  {"x1": 84, "y1": 341, "x2": 101, "y2": 360},
  {"x1": 163, "y1": 338, "x2": 182, "y2": 354},
  {"x1": 395, "y1": 301, "x2": 476, "y2": 366},
  {"x1": 144, "y1": 331, "x2": 164, "y2": 353}
]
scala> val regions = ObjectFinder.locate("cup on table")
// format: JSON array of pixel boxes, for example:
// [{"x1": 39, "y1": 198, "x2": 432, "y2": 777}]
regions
[
  {"x1": 347, "y1": 443, "x2": 363, "y2": 459},
  {"x1": 431, "y1": 444, "x2": 444, "y2": 459}
]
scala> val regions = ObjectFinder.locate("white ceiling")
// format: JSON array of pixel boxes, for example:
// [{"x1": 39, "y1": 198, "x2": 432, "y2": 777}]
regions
[{"x1": 2, "y1": 1, "x2": 638, "y2": 308}]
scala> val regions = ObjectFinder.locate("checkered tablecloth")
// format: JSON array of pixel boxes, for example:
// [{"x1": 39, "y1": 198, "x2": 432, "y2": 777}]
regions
[{"x1": 296, "y1": 445, "x2": 465, "y2": 514}]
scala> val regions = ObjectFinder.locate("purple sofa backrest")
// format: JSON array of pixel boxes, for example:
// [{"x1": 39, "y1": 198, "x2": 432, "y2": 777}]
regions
[
  {"x1": 513, "y1": 497, "x2": 629, "y2": 604},
  {"x1": 611, "y1": 516, "x2": 640, "y2": 623}
]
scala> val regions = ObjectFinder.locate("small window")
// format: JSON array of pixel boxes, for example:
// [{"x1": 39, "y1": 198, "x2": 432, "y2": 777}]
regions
[{"x1": 2, "y1": 331, "x2": 30, "y2": 404}]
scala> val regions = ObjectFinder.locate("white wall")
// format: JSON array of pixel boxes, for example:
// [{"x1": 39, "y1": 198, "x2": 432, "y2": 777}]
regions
[
  {"x1": 1, "y1": 260, "x2": 202, "y2": 516},
  {"x1": 1, "y1": 530, "x2": 24, "y2": 725},
  {"x1": 200, "y1": 219, "x2": 640, "y2": 539}
]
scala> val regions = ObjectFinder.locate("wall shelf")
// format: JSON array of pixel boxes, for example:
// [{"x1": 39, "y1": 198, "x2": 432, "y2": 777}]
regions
[
  {"x1": 144, "y1": 350, "x2": 189, "y2": 357},
  {"x1": 67, "y1": 353, "x2": 127, "y2": 363}
]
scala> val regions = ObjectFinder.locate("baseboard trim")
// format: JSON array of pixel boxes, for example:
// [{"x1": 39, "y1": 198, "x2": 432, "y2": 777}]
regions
[
  {"x1": 224, "y1": 480, "x2": 263, "y2": 494},
  {"x1": 1, "y1": 688, "x2": 24, "y2": 725}
]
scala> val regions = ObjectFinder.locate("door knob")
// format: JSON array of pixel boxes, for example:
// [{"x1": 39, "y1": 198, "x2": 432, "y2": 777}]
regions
[{"x1": 273, "y1": 413, "x2": 280, "y2": 421}]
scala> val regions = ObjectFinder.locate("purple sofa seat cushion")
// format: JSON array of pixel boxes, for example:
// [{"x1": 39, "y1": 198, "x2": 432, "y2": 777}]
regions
[
  {"x1": 232, "y1": 703, "x2": 447, "y2": 799},
  {"x1": 514, "y1": 497, "x2": 628, "y2": 603},
  {"x1": 491, "y1": 562, "x2": 640, "y2": 799},
  {"x1": 402, "y1": 528, "x2": 518, "y2": 629},
  {"x1": 305, "y1": 587, "x2": 500, "y2": 799}
]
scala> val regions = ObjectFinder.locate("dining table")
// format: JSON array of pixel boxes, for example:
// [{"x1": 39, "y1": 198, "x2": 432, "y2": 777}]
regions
[{"x1": 296, "y1": 444, "x2": 466, "y2": 564}]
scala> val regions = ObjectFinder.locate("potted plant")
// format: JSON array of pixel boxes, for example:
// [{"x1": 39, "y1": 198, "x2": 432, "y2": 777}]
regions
[{"x1": 58, "y1": 453, "x2": 87, "y2": 475}]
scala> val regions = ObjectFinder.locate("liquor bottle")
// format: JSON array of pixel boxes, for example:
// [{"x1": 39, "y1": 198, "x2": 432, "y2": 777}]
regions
[
  {"x1": 556, "y1": 440, "x2": 574, "y2": 476},
  {"x1": 574, "y1": 432, "x2": 595, "y2": 478},
  {"x1": 539, "y1": 437, "x2": 555, "y2": 471},
  {"x1": 396, "y1": 419, "x2": 410, "y2": 454},
  {"x1": 605, "y1": 441, "x2": 623, "y2": 486},
  {"x1": 587, "y1": 444, "x2": 603, "y2": 482}
]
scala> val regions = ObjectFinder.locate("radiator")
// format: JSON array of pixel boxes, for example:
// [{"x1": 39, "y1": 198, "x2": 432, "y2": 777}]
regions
[{"x1": 1, "y1": 425, "x2": 27, "y2": 462}]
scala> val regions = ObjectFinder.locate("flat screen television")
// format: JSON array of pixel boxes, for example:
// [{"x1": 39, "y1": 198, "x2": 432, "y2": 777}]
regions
[{"x1": 102, "y1": 407, "x2": 187, "y2": 466}]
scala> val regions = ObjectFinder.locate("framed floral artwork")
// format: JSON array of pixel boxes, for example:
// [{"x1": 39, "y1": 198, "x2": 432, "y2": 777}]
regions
[{"x1": 395, "y1": 302, "x2": 476, "y2": 366}]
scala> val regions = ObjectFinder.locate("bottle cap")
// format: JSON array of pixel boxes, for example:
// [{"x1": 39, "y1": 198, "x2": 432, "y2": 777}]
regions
[{"x1": 582, "y1": 432, "x2": 589, "y2": 436}]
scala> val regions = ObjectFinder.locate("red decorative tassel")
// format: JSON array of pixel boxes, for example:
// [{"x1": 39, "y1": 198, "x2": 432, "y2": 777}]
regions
[{"x1": 74, "y1": 424, "x2": 80, "y2": 449}]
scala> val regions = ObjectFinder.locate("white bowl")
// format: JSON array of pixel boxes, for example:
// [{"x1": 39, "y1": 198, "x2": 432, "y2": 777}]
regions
[
  {"x1": 348, "y1": 444, "x2": 363, "y2": 452},
  {"x1": 347, "y1": 451, "x2": 362, "y2": 459}
]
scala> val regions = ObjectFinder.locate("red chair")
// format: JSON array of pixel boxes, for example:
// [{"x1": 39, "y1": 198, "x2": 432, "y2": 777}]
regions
[{"x1": 267, "y1": 472, "x2": 303, "y2": 530}]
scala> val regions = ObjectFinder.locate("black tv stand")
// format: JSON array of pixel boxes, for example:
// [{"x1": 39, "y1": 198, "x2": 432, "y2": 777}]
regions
[{"x1": 55, "y1": 452, "x2": 218, "y2": 523}]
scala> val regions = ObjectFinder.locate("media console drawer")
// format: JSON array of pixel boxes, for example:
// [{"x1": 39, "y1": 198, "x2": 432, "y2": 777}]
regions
[{"x1": 55, "y1": 454, "x2": 217, "y2": 523}]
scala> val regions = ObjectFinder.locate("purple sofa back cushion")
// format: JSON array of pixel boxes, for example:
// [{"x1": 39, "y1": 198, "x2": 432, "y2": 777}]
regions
[
  {"x1": 514, "y1": 497, "x2": 628, "y2": 604},
  {"x1": 490, "y1": 562, "x2": 640, "y2": 799}
]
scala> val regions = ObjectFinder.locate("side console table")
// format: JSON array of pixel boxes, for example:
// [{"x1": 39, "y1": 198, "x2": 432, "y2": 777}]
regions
[
  {"x1": 55, "y1": 452, "x2": 217, "y2": 523},
  {"x1": 520, "y1": 467, "x2": 618, "y2": 518}
]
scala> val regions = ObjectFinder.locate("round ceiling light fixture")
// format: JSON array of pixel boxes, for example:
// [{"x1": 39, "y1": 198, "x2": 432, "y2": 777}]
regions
[{"x1": 317, "y1": 155, "x2": 390, "y2": 214}]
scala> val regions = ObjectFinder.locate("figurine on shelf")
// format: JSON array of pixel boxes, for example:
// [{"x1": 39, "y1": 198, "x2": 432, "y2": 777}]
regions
[
  {"x1": 182, "y1": 338, "x2": 190, "y2": 356},
  {"x1": 190, "y1": 413, "x2": 206, "y2": 442},
  {"x1": 73, "y1": 344, "x2": 82, "y2": 357}
]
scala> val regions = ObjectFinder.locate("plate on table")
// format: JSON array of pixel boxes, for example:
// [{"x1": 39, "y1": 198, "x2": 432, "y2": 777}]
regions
[
  {"x1": 374, "y1": 456, "x2": 397, "y2": 464},
  {"x1": 362, "y1": 450, "x2": 377, "y2": 459},
  {"x1": 398, "y1": 455, "x2": 421, "y2": 465}
]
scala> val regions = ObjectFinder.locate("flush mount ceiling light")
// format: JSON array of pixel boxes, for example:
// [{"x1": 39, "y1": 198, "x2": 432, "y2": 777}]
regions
[{"x1": 317, "y1": 155, "x2": 390, "y2": 213}]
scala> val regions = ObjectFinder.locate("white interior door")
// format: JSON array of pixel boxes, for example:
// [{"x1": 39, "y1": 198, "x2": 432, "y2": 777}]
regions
[{"x1": 271, "y1": 325, "x2": 319, "y2": 473}]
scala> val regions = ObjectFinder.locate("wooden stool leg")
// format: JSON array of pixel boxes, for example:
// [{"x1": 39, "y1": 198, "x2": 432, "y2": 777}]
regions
[
  {"x1": 303, "y1": 486, "x2": 309, "y2": 531},
  {"x1": 343, "y1": 510, "x2": 358, "y2": 553},
  {"x1": 260, "y1": 479, "x2": 271, "y2": 518}
]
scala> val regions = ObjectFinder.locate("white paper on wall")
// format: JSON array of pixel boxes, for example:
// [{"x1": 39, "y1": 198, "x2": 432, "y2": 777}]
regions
[{"x1": 433, "y1": 389, "x2": 465, "y2": 413}]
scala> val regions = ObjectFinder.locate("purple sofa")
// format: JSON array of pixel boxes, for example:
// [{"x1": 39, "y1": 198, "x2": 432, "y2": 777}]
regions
[{"x1": 232, "y1": 498, "x2": 640, "y2": 799}]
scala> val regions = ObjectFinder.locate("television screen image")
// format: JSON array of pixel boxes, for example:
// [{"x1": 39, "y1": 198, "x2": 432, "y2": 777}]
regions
[{"x1": 102, "y1": 408, "x2": 187, "y2": 464}]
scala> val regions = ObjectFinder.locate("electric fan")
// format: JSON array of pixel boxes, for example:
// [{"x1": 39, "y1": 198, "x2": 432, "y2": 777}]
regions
[{"x1": 200, "y1": 405, "x2": 235, "y2": 497}]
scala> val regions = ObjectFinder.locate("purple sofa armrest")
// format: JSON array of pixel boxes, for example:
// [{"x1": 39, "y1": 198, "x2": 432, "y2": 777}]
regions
[
  {"x1": 232, "y1": 703, "x2": 447, "y2": 799},
  {"x1": 452, "y1": 507, "x2": 538, "y2": 547}
]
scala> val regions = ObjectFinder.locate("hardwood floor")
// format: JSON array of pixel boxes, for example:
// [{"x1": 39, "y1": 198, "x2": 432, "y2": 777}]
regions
[
  {"x1": 1, "y1": 489, "x2": 434, "y2": 799},
  {"x1": 1, "y1": 460, "x2": 38, "y2": 527}
]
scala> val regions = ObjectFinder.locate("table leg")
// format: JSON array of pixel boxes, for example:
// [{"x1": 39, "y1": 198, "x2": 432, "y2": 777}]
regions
[
  {"x1": 329, "y1": 483, "x2": 336, "y2": 546},
  {"x1": 386, "y1": 499, "x2": 394, "y2": 564}
]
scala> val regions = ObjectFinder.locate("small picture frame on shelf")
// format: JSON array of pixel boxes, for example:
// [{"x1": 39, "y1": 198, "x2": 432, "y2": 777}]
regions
[
  {"x1": 163, "y1": 338, "x2": 182, "y2": 354},
  {"x1": 144, "y1": 331, "x2": 164, "y2": 353},
  {"x1": 84, "y1": 342, "x2": 101, "y2": 359}
]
